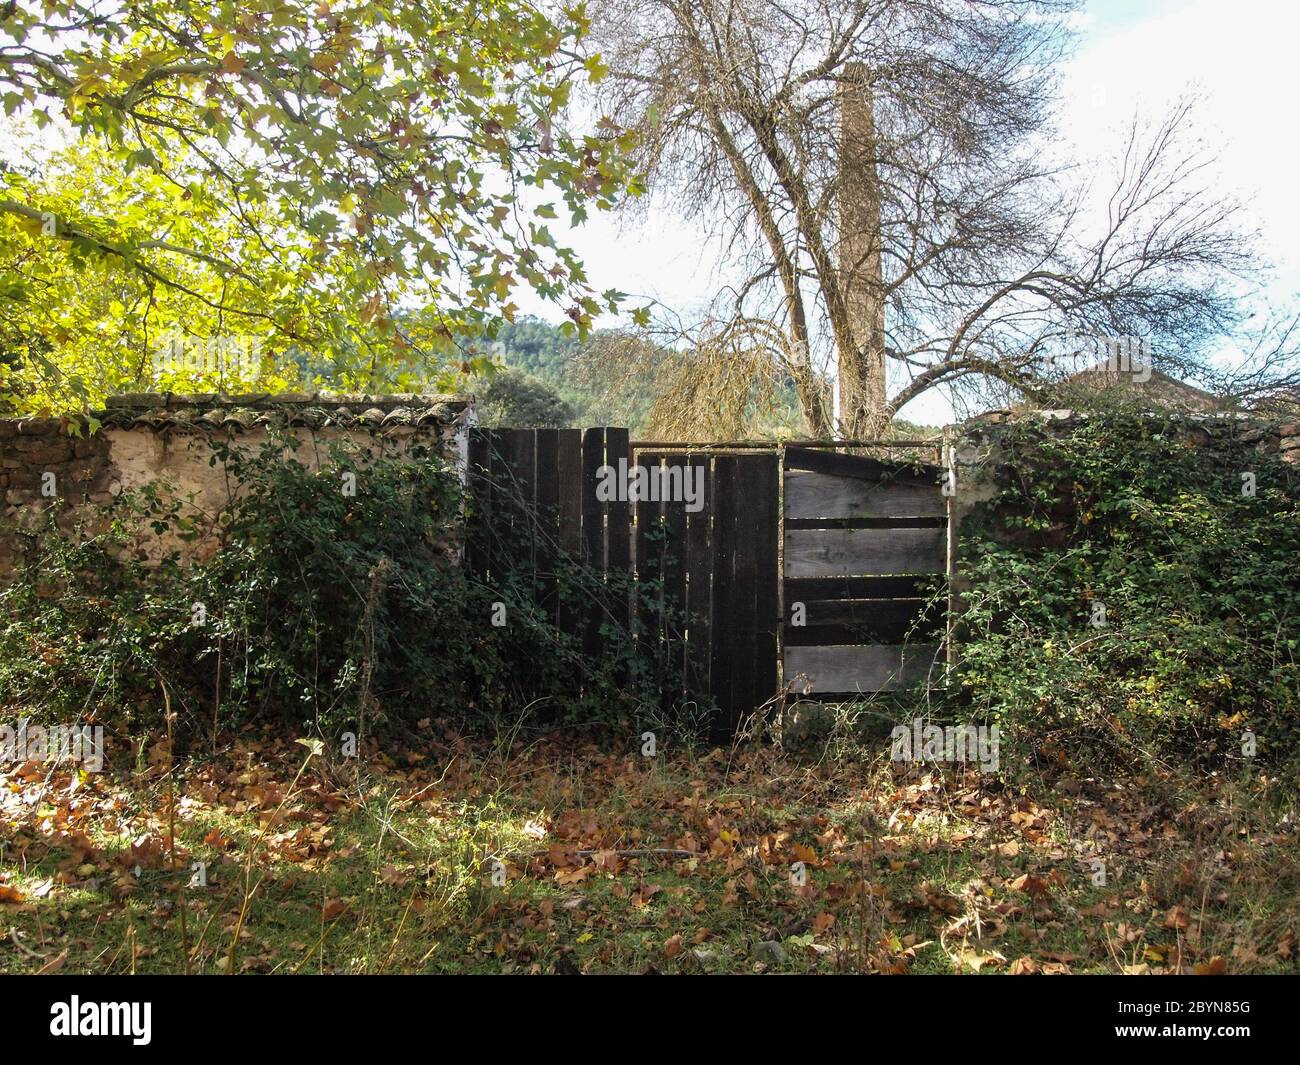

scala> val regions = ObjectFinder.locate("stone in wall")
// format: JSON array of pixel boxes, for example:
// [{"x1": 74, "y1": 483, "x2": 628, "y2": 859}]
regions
[{"x1": 0, "y1": 393, "x2": 473, "y2": 577}]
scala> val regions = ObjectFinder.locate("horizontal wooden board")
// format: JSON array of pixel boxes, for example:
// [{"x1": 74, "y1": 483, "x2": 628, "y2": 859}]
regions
[
  {"x1": 784, "y1": 446, "x2": 941, "y2": 486},
  {"x1": 785, "y1": 517, "x2": 946, "y2": 531},
  {"x1": 784, "y1": 527, "x2": 946, "y2": 578},
  {"x1": 784, "y1": 575, "x2": 934, "y2": 600},
  {"x1": 782, "y1": 599, "x2": 941, "y2": 644},
  {"x1": 785, "y1": 469, "x2": 945, "y2": 520},
  {"x1": 784, "y1": 643, "x2": 943, "y2": 693}
]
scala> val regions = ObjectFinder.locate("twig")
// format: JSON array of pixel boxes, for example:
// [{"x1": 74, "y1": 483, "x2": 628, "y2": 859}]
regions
[
  {"x1": 507, "y1": 847, "x2": 699, "y2": 862},
  {"x1": 157, "y1": 672, "x2": 190, "y2": 976},
  {"x1": 10, "y1": 927, "x2": 44, "y2": 960}
]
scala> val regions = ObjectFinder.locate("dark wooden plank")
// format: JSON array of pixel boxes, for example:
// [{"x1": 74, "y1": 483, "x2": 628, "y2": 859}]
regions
[
  {"x1": 466, "y1": 427, "x2": 492, "y2": 578},
  {"x1": 492, "y1": 428, "x2": 529, "y2": 536},
  {"x1": 514, "y1": 429, "x2": 538, "y2": 564},
  {"x1": 581, "y1": 428, "x2": 607, "y2": 657},
  {"x1": 784, "y1": 469, "x2": 945, "y2": 520},
  {"x1": 580, "y1": 428, "x2": 607, "y2": 567},
  {"x1": 784, "y1": 575, "x2": 934, "y2": 600},
  {"x1": 709, "y1": 456, "x2": 739, "y2": 733},
  {"x1": 514, "y1": 428, "x2": 538, "y2": 501},
  {"x1": 784, "y1": 516, "x2": 946, "y2": 530},
  {"x1": 784, "y1": 620, "x2": 942, "y2": 649},
  {"x1": 534, "y1": 429, "x2": 560, "y2": 619},
  {"x1": 486, "y1": 429, "x2": 515, "y2": 568},
  {"x1": 661, "y1": 455, "x2": 691, "y2": 691},
  {"x1": 784, "y1": 446, "x2": 941, "y2": 486},
  {"x1": 751, "y1": 452, "x2": 779, "y2": 715},
  {"x1": 784, "y1": 527, "x2": 947, "y2": 578},
  {"x1": 633, "y1": 451, "x2": 665, "y2": 662},
  {"x1": 605, "y1": 428, "x2": 632, "y2": 583},
  {"x1": 728, "y1": 455, "x2": 763, "y2": 727},
  {"x1": 604, "y1": 429, "x2": 633, "y2": 682},
  {"x1": 555, "y1": 428, "x2": 583, "y2": 637},
  {"x1": 684, "y1": 454, "x2": 713, "y2": 702},
  {"x1": 792, "y1": 597, "x2": 940, "y2": 629},
  {"x1": 555, "y1": 429, "x2": 583, "y2": 558},
  {"x1": 783, "y1": 643, "x2": 943, "y2": 693}
]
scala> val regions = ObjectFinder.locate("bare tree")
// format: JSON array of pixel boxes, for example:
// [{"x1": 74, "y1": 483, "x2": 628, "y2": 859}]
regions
[{"x1": 590, "y1": 0, "x2": 1275, "y2": 435}]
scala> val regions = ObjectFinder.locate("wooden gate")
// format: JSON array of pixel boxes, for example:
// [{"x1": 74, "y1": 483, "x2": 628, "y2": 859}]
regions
[
  {"x1": 465, "y1": 428, "x2": 778, "y2": 732},
  {"x1": 781, "y1": 447, "x2": 947, "y2": 696},
  {"x1": 466, "y1": 428, "x2": 947, "y2": 730}
]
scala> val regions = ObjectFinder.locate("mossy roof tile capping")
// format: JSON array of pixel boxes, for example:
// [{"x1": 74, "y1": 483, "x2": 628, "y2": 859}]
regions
[{"x1": 97, "y1": 393, "x2": 474, "y2": 432}]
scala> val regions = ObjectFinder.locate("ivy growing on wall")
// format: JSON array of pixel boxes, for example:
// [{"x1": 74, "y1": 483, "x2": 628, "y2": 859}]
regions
[
  {"x1": 954, "y1": 407, "x2": 1300, "y2": 777},
  {"x1": 0, "y1": 433, "x2": 706, "y2": 755}
]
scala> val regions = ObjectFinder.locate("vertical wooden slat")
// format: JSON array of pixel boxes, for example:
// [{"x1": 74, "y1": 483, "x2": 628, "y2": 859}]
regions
[
  {"x1": 661, "y1": 455, "x2": 690, "y2": 695},
  {"x1": 492, "y1": 428, "x2": 523, "y2": 544},
  {"x1": 466, "y1": 427, "x2": 492, "y2": 579},
  {"x1": 709, "y1": 455, "x2": 738, "y2": 733},
  {"x1": 580, "y1": 427, "x2": 607, "y2": 657},
  {"x1": 604, "y1": 429, "x2": 633, "y2": 680},
  {"x1": 514, "y1": 429, "x2": 537, "y2": 565},
  {"x1": 580, "y1": 428, "x2": 607, "y2": 568},
  {"x1": 534, "y1": 429, "x2": 560, "y2": 620},
  {"x1": 729, "y1": 456, "x2": 761, "y2": 729},
  {"x1": 605, "y1": 428, "x2": 632, "y2": 580},
  {"x1": 684, "y1": 454, "x2": 713, "y2": 704},
  {"x1": 634, "y1": 452, "x2": 665, "y2": 663},
  {"x1": 751, "y1": 452, "x2": 780, "y2": 714},
  {"x1": 555, "y1": 428, "x2": 583, "y2": 636}
]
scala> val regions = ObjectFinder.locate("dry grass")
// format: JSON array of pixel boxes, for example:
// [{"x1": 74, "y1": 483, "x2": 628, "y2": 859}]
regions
[{"x1": 1, "y1": 724, "x2": 1297, "y2": 974}]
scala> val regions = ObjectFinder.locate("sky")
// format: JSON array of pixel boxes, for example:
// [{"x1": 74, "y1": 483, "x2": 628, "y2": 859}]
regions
[{"x1": 516, "y1": 0, "x2": 1300, "y2": 427}]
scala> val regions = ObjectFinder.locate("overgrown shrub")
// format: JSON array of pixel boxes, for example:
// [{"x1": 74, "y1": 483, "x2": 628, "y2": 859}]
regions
[
  {"x1": 0, "y1": 433, "x2": 703, "y2": 749},
  {"x1": 953, "y1": 407, "x2": 1300, "y2": 776}
]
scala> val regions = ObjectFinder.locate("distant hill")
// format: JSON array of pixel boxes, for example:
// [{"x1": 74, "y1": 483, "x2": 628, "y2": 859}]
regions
[
  {"x1": 470, "y1": 317, "x2": 664, "y2": 431},
  {"x1": 474, "y1": 317, "x2": 811, "y2": 436},
  {"x1": 472, "y1": 318, "x2": 605, "y2": 425}
]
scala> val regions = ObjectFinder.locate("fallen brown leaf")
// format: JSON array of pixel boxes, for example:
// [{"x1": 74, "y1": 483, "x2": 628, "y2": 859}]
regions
[{"x1": 322, "y1": 898, "x2": 349, "y2": 921}]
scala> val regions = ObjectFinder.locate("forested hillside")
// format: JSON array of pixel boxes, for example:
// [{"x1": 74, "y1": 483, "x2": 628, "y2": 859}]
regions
[{"x1": 475, "y1": 317, "x2": 846, "y2": 437}]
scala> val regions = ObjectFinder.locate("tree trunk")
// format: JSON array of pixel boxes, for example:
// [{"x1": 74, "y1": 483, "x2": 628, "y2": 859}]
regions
[{"x1": 837, "y1": 63, "x2": 888, "y2": 437}]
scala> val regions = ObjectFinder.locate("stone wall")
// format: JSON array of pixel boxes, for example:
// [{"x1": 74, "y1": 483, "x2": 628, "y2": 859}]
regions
[
  {"x1": 932, "y1": 410, "x2": 1300, "y2": 673},
  {"x1": 0, "y1": 393, "x2": 473, "y2": 575},
  {"x1": 947, "y1": 409, "x2": 1300, "y2": 547}
]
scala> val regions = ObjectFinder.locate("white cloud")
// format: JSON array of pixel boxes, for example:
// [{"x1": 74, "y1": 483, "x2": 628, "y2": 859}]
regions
[{"x1": 1061, "y1": 0, "x2": 1300, "y2": 287}]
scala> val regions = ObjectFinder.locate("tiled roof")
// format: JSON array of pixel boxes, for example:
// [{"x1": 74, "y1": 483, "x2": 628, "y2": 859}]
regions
[{"x1": 94, "y1": 393, "x2": 473, "y2": 432}]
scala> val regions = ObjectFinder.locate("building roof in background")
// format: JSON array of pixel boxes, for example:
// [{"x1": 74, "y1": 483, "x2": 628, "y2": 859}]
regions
[
  {"x1": 1047, "y1": 361, "x2": 1227, "y2": 412},
  {"x1": 1251, "y1": 386, "x2": 1300, "y2": 416}
]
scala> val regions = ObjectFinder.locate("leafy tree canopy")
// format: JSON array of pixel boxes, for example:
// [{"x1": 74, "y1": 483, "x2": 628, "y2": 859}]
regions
[
  {"x1": 471, "y1": 365, "x2": 575, "y2": 428},
  {"x1": 0, "y1": 0, "x2": 640, "y2": 414}
]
